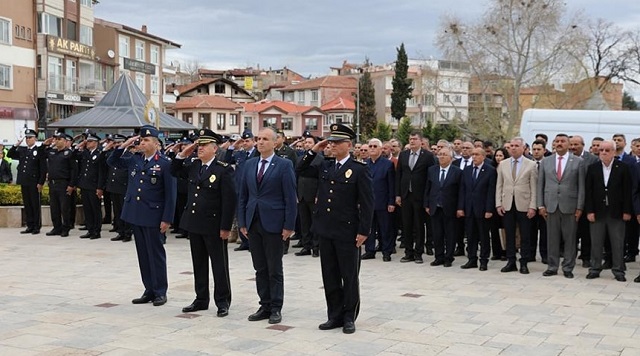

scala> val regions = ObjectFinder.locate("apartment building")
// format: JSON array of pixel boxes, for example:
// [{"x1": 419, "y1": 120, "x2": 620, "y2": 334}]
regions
[{"x1": 0, "y1": 1, "x2": 37, "y2": 142}]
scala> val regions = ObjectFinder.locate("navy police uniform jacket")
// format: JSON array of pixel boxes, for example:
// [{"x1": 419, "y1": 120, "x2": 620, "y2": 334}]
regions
[
  {"x1": 76, "y1": 149, "x2": 101, "y2": 190},
  {"x1": 8, "y1": 144, "x2": 46, "y2": 186},
  {"x1": 171, "y1": 156, "x2": 237, "y2": 235},
  {"x1": 99, "y1": 150, "x2": 129, "y2": 195},
  {"x1": 107, "y1": 149, "x2": 177, "y2": 227}
]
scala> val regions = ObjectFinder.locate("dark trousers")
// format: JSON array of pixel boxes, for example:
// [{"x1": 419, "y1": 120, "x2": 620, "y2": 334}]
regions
[
  {"x1": 455, "y1": 216, "x2": 466, "y2": 252},
  {"x1": 530, "y1": 214, "x2": 548, "y2": 260},
  {"x1": 103, "y1": 190, "x2": 112, "y2": 223},
  {"x1": 365, "y1": 209, "x2": 393, "y2": 255},
  {"x1": 21, "y1": 184, "x2": 41, "y2": 230},
  {"x1": 490, "y1": 214, "x2": 505, "y2": 258},
  {"x1": 298, "y1": 199, "x2": 318, "y2": 250},
  {"x1": 189, "y1": 232, "x2": 231, "y2": 309},
  {"x1": 590, "y1": 215, "x2": 625, "y2": 277},
  {"x1": 69, "y1": 190, "x2": 77, "y2": 227},
  {"x1": 132, "y1": 225, "x2": 168, "y2": 297},
  {"x1": 401, "y1": 192, "x2": 425, "y2": 257},
  {"x1": 503, "y1": 207, "x2": 532, "y2": 264},
  {"x1": 110, "y1": 192, "x2": 130, "y2": 236},
  {"x1": 319, "y1": 236, "x2": 361, "y2": 323},
  {"x1": 248, "y1": 216, "x2": 284, "y2": 312},
  {"x1": 49, "y1": 185, "x2": 71, "y2": 232},
  {"x1": 431, "y1": 208, "x2": 457, "y2": 262},
  {"x1": 466, "y1": 215, "x2": 491, "y2": 264},
  {"x1": 576, "y1": 214, "x2": 591, "y2": 260},
  {"x1": 173, "y1": 192, "x2": 187, "y2": 232},
  {"x1": 81, "y1": 188, "x2": 101, "y2": 234},
  {"x1": 625, "y1": 219, "x2": 639, "y2": 257}
]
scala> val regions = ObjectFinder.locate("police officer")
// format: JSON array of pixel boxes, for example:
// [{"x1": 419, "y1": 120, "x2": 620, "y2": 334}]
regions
[
  {"x1": 76, "y1": 132, "x2": 103, "y2": 239},
  {"x1": 297, "y1": 124, "x2": 373, "y2": 334},
  {"x1": 170, "y1": 129, "x2": 236, "y2": 317},
  {"x1": 168, "y1": 136, "x2": 194, "y2": 239},
  {"x1": 275, "y1": 130, "x2": 298, "y2": 254},
  {"x1": 8, "y1": 128, "x2": 46, "y2": 234},
  {"x1": 42, "y1": 132, "x2": 78, "y2": 237},
  {"x1": 230, "y1": 130, "x2": 259, "y2": 251},
  {"x1": 108, "y1": 126, "x2": 177, "y2": 307},
  {"x1": 99, "y1": 134, "x2": 131, "y2": 242}
]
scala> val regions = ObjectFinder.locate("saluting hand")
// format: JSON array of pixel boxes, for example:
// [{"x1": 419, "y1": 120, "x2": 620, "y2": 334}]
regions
[
  {"x1": 312, "y1": 139, "x2": 329, "y2": 153},
  {"x1": 121, "y1": 135, "x2": 140, "y2": 149},
  {"x1": 181, "y1": 142, "x2": 198, "y2": 157}
]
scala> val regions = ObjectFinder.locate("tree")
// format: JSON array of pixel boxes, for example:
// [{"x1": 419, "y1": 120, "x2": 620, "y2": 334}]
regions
[
  {"x1": 370, "y1": 121, "x2": 392, "y2": 142},
  {"x1": 396, "y1": 116, "x2": 414, "y2": 146},
  {"x1": 391, "y1": 43, "x2": 413, "y2": 121},
  {"x1": 355, "y1": 69, "x2": 377, "y2": 139},
  {"x1": 180, "y1": 59, "x2": 203, "y2": 82},
  {"x1": 437, "y1": 0, "x2": 586, "y2": 141},
  {"x1": 422, "y1": 121, "x2": 461, "y2": 142},
  {"x1": 623, "y1": 91, "x2": 639, "y2": 110}
]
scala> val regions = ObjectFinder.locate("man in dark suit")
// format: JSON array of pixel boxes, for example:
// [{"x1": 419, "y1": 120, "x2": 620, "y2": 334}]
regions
[
  {"x1": 8, "y1": 129, "x2": 46, "y2": 234},
  {"x1": 295, "y1": 135, "x2": 323, "y2": 257},
  {"x1": 457, "y1": 148, "x2": 497, "y2": 271},
  {"x1": 108, "y1": 125, "x2": 177, "y2": 306},
  {"x1": 362, "y1": 138, "x2": 395, "y2": 262},
  {"x1": 451, "y1": 141, "x2": 474, "y2": 256},
  {"x1": 76, "y1": 132, "x2": 103, "y2": 240},
  {"x1": 298, "y1": 123, "x2": 373, "y2": 334},
  {"x1": 530, "y1": 139, "x2": 548, "y2": 264},
  {"x1": 396, "y1": 130, "x2": 436, "y2": 263},
  {"x1": 238, "y1": 128, "x2": 297, "y2": 325},
  {"x1": 425, "y1": 144, "x2": 463, "y2": 267},
  {"x1": 171, "y1": 129, "x2": 236, "y2": 317},
  {"x1": 585, "y1": 140, "x2": 632, "y2": 282}
]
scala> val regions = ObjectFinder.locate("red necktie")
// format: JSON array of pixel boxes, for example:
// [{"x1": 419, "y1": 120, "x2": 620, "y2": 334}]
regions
[{"x1": 557, "y1": 156, "x2": 563, "y2": 181}]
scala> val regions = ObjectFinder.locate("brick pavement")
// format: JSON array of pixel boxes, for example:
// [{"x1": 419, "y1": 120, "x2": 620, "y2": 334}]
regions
[{"x1": 1, "y1": 227, "x2": 640, "y2": 355}]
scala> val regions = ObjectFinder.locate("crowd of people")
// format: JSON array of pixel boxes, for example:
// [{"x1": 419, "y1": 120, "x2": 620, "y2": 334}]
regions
[{"x1": 7, "y1": 123, "x2": 640, "y2": 333}]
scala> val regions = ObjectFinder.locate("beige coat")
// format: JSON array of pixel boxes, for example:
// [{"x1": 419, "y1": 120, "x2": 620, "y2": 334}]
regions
[{"x1": 495, "y1": 157, "x2": 538, "y2": 212}]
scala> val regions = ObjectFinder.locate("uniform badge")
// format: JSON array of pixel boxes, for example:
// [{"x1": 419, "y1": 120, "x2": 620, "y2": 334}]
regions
[
  {"x1": 131, "y1": 170, "x2": 136, "y2": 177},
  {"x1": 92, "y1": 155, "x2": 97, "y2": 160},
  {"x1": 64, "y1": 151, "x2": 69, "y2": 156},
  {"x1": 151, "y1": 177, "x2": 157, "y2": 185},
  {"x1": 345, "y1": 169, "x2": 352, "y2": 178},
  {"x1": 209, "y1": 175, "x2": 216, "y2": 183},
  {"x1": 33, "y1": 151, "x2": 38, "y2": 156}
]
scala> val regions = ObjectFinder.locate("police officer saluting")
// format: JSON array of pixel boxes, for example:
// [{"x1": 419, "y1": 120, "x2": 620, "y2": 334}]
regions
[
  {"x1": 41, "y1": 132, "x2": 78, "y2": 237},
  {"x1": 8, "y1": 128, "x2": 46, "y2": 234},
  {"x1": 170, "y1": 129, "x2": 236, "y2": 317},
  {"x1": 99, "y1": 134, "x2": 131, "y2": 242},
  {"x1": 108, "y1": 125, "x2": 177, "y2": 306},
  {"x1": 76, "y1": 132, "x2": 103, "y2": 239}
]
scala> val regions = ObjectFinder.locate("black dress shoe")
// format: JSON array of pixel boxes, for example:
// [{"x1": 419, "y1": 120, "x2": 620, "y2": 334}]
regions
[
  {"x1": 295, "y1": 249, "x2": 311, "y2": 256},
  {"x1": 108, "y1": 227, "x2": 118, "y2": 232},
  {"x1": 382, "y1": 254, "x2": 391, "y2": 262},
  {"x1": 542, "y1": 270, "x2": 558, "y2": 277},
  {"x1": 319, "y1": 319, "x2": 343, "y2": 330},
  {"x1": 269, "y1": 310, "x2": 282, "y2": 324},
  {"x1": 490, "y1": 256, "x2": 502, "y2": 261},
  {"x1": 586, "y1": 272, "x2": 599, "y2": 279},
  {"x1": 602, "y1": 261, "x2": 612, "y2": 269},
  {"x1": 615, "y1": 275, "x2": 627, "y2": 282},
  {"x1": 20, "y1": 228, "x2": 34, "y2": 234},
  {"x1": 102, "y1": 219, "x2": 112, "y2": 225},
  {"x1": 564, "y1": 271, "x2": 574, "y2": 279},
  {"x1": 430, "y1": 259, "x2": 445, "y2": 266},
  {"x1": 343, "y1": 320, "x2": 356, "y2": 334},
  {"x1": 312, "y1": 249, "x2": 319, "y2": 257},
  {"x1": 122, "y1": 236, "x2": 132, "y2": 242},
  {"x1": 217, "y1": 307, "x2": 229, "y2": 317},
  {"x1": 400, "y1": 255, "x2": 415, "y2": 263},
  {"x1": 152, "y1": 296, "x2": 167, "y2": 306},
  {"x1": 479, "y1": 264, "x2": 488, "y2": 271},
  {"x1": 80, "y1": 233, "x2": 92, "y2": 239},
  {"x1": 501, "y1": 263, "x2": 517, "y2": 273},
  {"x1": 182, "y1": 301, "x2": 208, "y2": 313},
  {"x1": 132, "y1": 294, "x2": 154, "y2": 304},
  {"x1": 46, "y1": 229, "x2": 62, "y2": 236},
  {"x1": 169, "y1": 229, "x2": 180, "y2": 234},
  {"x1": 625, "y1": 255, "x2": 636, "y2": 263},
  {"x1": 31, "y1": 229, "x2": 40, "y2": 235},
  {"x1": 111, "y1": 235, "x2": 124, "y2": 241},
  {"x1": 426, "y1": 248, "x2": 434, "y2": 256},
  {"x1": 79, "y1": 226, "x2": 88, "y2": 231},
  {"x1": 520, "y1": 264, "x2": 530, "y2": 274},
  {"x1": 361, "y1": 252, "x2": 375, "y2": 260},
  {"x1": 90, "y1": 234, "x2": 101, "y2": 240},
  {"x1": 415, "y1": 256, "x2": 424, "y2": 264},
  {"x1": 460, "y1": 261, "x2": 478, "y2": 269},
  {"x1": 453, "y1": 248, "x2": 465, "y2": 257},
  {"x1": 60, "y1": 230, "x2": 69, "y2": 237},
  {"x1": 541, "y1": 258, "x2": 548, "y2": 264},
  {"x1": 292, "y1": 242, "x2": 304, "y2": 248},
  {"x1": 248, "y1": 307, "x2": 271, "y2": 321},
  {"x1": 582, "y1": 260, "x2": 591, "y2": 268},
  {"x1": 634, "y1": 275, "x2": 640, "y2": 283},
  {"x1": 443, "y1": 261, "x2": 452, "y2": 267},
  {"x1": 175, "y1": 234, "x2": 189, "y2": 239},
  {"x1": 234, "y1": 245, "x2": 250, "y2": 251}
]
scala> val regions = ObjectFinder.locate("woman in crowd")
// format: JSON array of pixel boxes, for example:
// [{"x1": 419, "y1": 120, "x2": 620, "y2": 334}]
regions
[
  {"x1": 0, "y1": 151, "x2": 12, "y2": 184},
  {"x1": 490, "y1": 147, "x2": 510, "y2": 260}
]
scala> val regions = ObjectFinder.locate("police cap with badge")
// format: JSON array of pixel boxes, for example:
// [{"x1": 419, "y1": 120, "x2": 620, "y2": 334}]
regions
[
  {"x1": 24, "y1": 128, "x2": 37, "y2": 138},
  {"x1": 53, "y1": 131, "x2": 73, "y2": 141},
  {"x1": 140, "y1": 125, "x2": 160, "y2": 138},
  {"x1": 241, "y1": 130, "x2": 253, "y2": 140},
  {"x1": 327, "y1": 124, "x2": 356, "y2": 141},
  {"x1": 196, "y1": 128, "x2": 222, "y2": 145},
  {"x1": 85, "y1": 132, "x2": 100, "y2": 141}
]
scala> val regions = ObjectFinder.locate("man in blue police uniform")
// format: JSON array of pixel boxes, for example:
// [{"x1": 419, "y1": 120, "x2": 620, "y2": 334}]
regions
[
  {"x1": 297, "y1": 123, "x2": 373, "y2": 334},
  {"x1": 76, "y1": 132, "x2": 103, "y2": 239},
  {"x1": 107, "y1": 125, "x2": 177, "y2": 306},
  {"x1": 8, "y1": 129, "x2": 46, "y2": 234},
  {"x1": 170, "y1": 129, "x2": 236, "y2": 317}
]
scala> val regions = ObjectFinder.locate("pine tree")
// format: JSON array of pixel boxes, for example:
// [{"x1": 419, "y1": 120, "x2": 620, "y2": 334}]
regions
[
  {"x1": 391, "y1": 43, "x2": 413, "y2": 121},
  {"x1": 356, "y1": 71, "x2": 377, "y2": 139},
  {"x1": 370, "y1": 121, "x2": 392, "y2": 142},
  {"x1": 396, "y1": 116, "x2": 414, "y2": 146}
]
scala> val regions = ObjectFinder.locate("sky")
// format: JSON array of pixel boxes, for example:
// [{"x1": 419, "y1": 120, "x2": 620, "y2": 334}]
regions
[{"x1": 95, "y1": 0, "x2": 640, "y2": 95}]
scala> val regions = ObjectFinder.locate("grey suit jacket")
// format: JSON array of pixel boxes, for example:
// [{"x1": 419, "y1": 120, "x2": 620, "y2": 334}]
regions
[
  {"x1": 536, "y1": 153, "x2": 585, "y2": 214},
  {"x1": 580, "y1": 151, "x2": 599, "y2": 166}
]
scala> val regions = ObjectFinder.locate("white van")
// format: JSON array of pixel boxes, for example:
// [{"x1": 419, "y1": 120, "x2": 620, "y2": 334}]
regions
[{"x1": 519, "y1": 109, "x2": 640, "y2": 148}]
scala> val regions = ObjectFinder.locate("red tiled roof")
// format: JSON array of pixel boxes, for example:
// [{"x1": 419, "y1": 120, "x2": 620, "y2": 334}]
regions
[
  {"x1": 176, "y1": 79, "x2": 217, "y2": 96},
  {"x1": 280, "y1": 76, "x2": 357, "y2": 91},
  {"x1": 241, "y1": 100, "x2": 313, "y2": 114},
  {"x1": 175, "y1": 95, "x2": 243, "y2": 110},
  {"x1": 321, "y1": 96, "x2": 355, "y2": 111}
]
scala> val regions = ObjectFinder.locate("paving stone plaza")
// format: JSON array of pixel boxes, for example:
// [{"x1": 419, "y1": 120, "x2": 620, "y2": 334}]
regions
[{"x1": 2, "y1": 227, "x2": 640, "y2": 355}]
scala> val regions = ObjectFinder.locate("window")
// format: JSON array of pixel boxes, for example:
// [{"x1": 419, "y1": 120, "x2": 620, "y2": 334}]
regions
[
  {"x1": 150, "y1": 76, "x2": 159, "y2": 95},
  {"x1": 281, "y1": 117, "x2": 292, "y2": 130},
  {"x1": 305, "y1": 118, "x2": 318, "y2": 131},
  {"x1": 263, "y1": 117, "x2": 276, "y2": 128},
  {"x1": 284, "y1": 92, "x2": 294, "y2": 102},
  {"x1": 297, "y1": 91, "x2": 305, "y2": 103},
  {"x1": 135, "y1": 73, "x2": 145, "y2": 93},
  {"x1": 443, "y1": 94, "x2": 450, "y2": 102},
  {"x1": 216, "y1": 113, "x2": 226, "y2": 130},
  {"x1": 0, "y1": 64, "x2": 11, "y2": 89},
  {"x1": 423, "y1": 94, "x2": 434, "y2": 105},
  {"x1": 441, "y1": 111, "x2": 450, "y2": 119},
  {"x1": 244, "y1": 116, "x2": 252, "y2": 130},
  {"x1": 80, "y1": 0, "x2": 93, "y2": 7},
  {"x1": 36, "y1": 55, "x2": 42, "y2": 79},
  {"x1": 66, "y1": 20, "x2": 77, "y2": 41},
  {"x1": 79, "y1": 62, "x2": 93, "y2": 91},
  {"x1": 48, "y1": 57, "x2": 63, "y2": 91},
  {"x1": 135, "y1": 40, "x2": 145, "y2": 61},
  {"x1": 230, "y1": 113, "x2": 238, "y2": 126},
  {"x1": 119, "y1": 35, "x2": 129, "y2": 57},
  {"x1": 311, "y1": 90, "x2": 318, "y2": 102},
  {"x1": 454, "y1": 95, "x2": 462, "y2": 103},
  {"x1": 182, "y1": 112, "x2": 192, "y2": 124},
  {"x1": 150, "y1": 45, "x2": 159, "y2": 64},
  {"x1": 66, "y1": 60, "x2": 76, "y2": 92},
  {"x1": 38, "y1": 13, "x2": 62, "y2": 36},
  {"x1": 0, "y1": 18, "x2": 10, "y2": 44},
  {"x1": 79, "y1": 25, "x2": 92, "y2": 46},
  {"x1": 214, "y1": 83, "x2": 225, "y2": 94}
]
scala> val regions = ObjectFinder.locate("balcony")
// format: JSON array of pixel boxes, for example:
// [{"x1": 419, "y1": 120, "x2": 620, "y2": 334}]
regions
[{"x1": 48, "y1": 75, "x2": 106, "y2": 95}]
